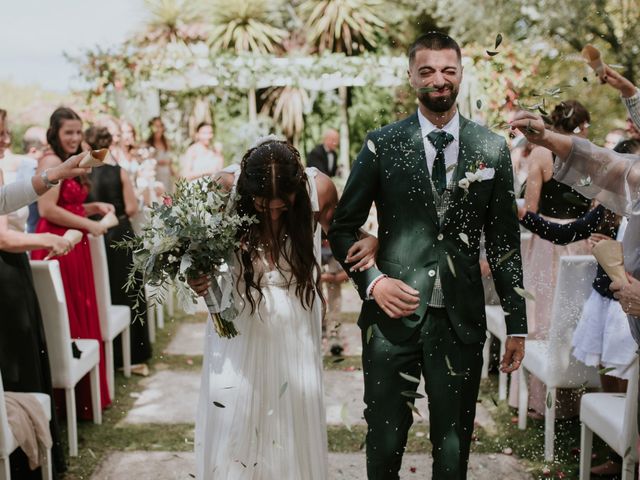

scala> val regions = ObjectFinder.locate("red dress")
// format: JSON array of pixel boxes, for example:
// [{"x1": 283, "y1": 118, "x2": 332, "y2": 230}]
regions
[{"x1": 32, "y1": 178, "x2": 111, "y2": 419}]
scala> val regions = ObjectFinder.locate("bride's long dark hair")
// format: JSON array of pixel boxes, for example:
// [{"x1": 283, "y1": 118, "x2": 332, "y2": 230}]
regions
[{"x1": 236, "y1": 140, "x2": 321, "y2": 313}]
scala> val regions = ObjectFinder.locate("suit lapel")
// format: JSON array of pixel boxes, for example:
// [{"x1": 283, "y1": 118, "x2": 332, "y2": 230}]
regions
[{"x1": 406, "y1": 113, "x2": 439, "y2": 226}]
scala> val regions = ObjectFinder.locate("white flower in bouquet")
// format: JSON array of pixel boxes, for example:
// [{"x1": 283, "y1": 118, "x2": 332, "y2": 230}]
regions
[{"x1": 117, "y1": 176, "x2": 256, "y2": 338}]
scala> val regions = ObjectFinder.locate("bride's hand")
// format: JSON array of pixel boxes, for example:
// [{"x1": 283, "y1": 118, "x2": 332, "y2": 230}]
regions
[
  {"x1": 187, "y1": 274, "x2": 210, "y2": 297},
  {"x1": 346, "y1": 235, "x2": 378, "y2": 272}
]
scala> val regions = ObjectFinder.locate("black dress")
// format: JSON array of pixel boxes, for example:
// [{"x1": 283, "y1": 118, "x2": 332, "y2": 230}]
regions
[
  {"x1": 87, "y1": 165, "x2": 151, "y2": 365},
  {"x1": 0, "y1": 251, "x2": 66, "y2": 478}
]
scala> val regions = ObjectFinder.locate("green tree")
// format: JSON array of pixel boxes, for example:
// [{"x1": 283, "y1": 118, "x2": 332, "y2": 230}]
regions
[
  {"x1": 207, "y1": 0, "x2": 288, "y2": 54},
  {"x1": 138, "y1": 0, "x2": 208, "y2": 45}
]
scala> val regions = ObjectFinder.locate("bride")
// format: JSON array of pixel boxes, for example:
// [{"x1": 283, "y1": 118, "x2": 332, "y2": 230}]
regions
[{"x1": 188, "y1": 138, "x2": 377, "y2": 479}]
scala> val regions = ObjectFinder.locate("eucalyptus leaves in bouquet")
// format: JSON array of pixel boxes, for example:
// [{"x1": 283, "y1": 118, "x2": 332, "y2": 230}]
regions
[{"x1": 120, "y1": 176, "x2": 256, "y2": 338}]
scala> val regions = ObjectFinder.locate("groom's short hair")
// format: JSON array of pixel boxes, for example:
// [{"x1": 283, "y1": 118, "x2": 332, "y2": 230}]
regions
[{"x1": 408, "y1": 32, "x2": 461, "y2": 65}]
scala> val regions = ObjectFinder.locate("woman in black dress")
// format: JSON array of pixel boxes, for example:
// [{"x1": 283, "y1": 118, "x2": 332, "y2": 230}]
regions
[
  {"x1": 0, "y1": 109, "x2": 70, "y2": 477},
  {"x1": 84, "y1": 126, "x2": 151, "y2": 366}
]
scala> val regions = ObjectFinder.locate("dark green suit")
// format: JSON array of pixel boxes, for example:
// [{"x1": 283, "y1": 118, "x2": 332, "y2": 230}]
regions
[{"x1": 328, "y1": 112, "x2": 527, "y2": 479}]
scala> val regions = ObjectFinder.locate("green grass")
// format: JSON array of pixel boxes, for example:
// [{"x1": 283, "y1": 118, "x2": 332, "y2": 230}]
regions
[{"x1": 62, "y1": 310, "x2": 197, "y2": 479}]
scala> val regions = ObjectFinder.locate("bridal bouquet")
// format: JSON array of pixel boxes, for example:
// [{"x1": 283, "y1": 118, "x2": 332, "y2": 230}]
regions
[{"x1": 120, "y1": 177, "x2": 256, "y2": 338}]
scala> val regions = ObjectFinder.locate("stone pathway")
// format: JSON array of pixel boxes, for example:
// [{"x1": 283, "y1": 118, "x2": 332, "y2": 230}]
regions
[
  {"x1": 92, "y1": 451, "x2": 530, "y2": 479},
  {"x1": 90, "y1": 287, "x2": 527, "y2": 479}
]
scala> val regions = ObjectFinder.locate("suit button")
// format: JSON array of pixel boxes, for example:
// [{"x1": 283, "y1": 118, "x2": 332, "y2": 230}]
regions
[
  {"x1": 428, "y1": 269, "x2": 436, "y2": 277},
  {"x1": 437, "y1": 234, "x2": 444, "y2": 241}
]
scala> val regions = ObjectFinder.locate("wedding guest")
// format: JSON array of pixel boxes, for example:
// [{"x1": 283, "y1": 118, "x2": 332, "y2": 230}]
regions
[
  {"x1": 600, "y1": 65, "x2": 640, "y2": 131},
  {"x1": 307, "y1": 129, "x2": 340, "y2": 177},
  {"x1": 0, "y1": 108, "x2": 72, "y2": 479},
  {"x1": 0, "y1": 110, "x2": 89, "y2": 215},
  {"x1": 85, "y1": 126, "x2": 151, "y2": 366},
  {"x1": 145, "y1": 116, "x2": 174, "y2": 193},
  {"x1": 510, "y1": 100, "x2": 592, "y2": 418},
  {"x1": 181, "y1": 122, "x2": 223, "y2": 181},
  {"x1": 320, "y1": 238, "x2": 348, "y2": 355},
  {"x1": 604, "y1": 128, "x2": 627, "y2": 149},
  {"x1": 511, "y1": 109, "x2": 640, "y2": 471},
  {"x1": 517, "y1": 139, "x2": 640, "y2": 477},
  {"x1": 31, "y1": 107, "x2": 113, "y2": 419},
  {"x1": 16, "y1": 127, "x2": 48, "y2": 232}
]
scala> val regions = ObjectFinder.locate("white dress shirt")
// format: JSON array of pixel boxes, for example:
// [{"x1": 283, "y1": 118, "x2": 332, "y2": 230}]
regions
[{"x1": 417, "y1": 109, "x2": 460, "y2": 184}]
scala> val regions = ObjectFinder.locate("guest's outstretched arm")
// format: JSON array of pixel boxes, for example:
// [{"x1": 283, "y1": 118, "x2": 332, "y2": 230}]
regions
[{"x1": 511, "y1": 111, "x2": 640, "y2": 216}]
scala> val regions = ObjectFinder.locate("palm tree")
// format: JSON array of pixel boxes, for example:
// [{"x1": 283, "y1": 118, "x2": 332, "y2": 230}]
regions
[
  {"x1": 138, "y1": 0, "x2": 208, "y2": 45},
  {"x1": 207, "y1": 0, "x2": 288, "y2": 54},
  {"x1": 261, "y1": 86, "x2": 311, "y2": 145},
  {"x1": 298, "y1": 0, "x2": 388, "y2": 55},
  {"x1": 206, "y1": 0, "x2": 289, "y2": 122},
  {"x1": 298, "y1": 0, "x2": 390, "y2": 176}
]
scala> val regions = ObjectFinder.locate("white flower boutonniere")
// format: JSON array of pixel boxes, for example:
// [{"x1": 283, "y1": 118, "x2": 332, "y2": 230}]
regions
[{"x1": 458, "y1": 161, "x2": 495, "y2": 194}]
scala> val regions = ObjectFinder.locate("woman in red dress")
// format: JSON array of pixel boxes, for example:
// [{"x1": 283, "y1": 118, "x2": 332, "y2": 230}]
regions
[{"x1": 32, "y1": 107, "x2": 113, "y2": 419}]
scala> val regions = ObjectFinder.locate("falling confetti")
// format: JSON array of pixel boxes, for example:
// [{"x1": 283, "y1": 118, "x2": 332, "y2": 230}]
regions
[
  {"x1": 213, "y1": 401, "x2": 226, "y2": 408},
  {"x1": 497, "y1": 249, "x2": 517, "y2": 266},
  {"x1": 546, "y1": 392, "x2": 554, "y2": 409},
  {"x1": 406, "y1": 401, "x2": 423, "y2": 417},
  {"x1": 459, "y1": 233, "x2": 469, "y2": 246},
  {"x1": 494, "y1": 33, "x2": 503, "y2": 49},
  {"x1": 279, "y1": 382, "x2": 288, "y2": 398},
  {"x1": 486, "y1": 50, "x2": 499, "y2": 57},
  {"x1": 598, "y1": 366, "x2": 615, "y2": 375},
  {"x1": 399, "y1": 371, "x2": 421, "y2": 384},
  {"x1": 401, "y1": 390, "x2": 425, "y2": 399},
  {"x1": 446, "y1": 255, "x2": 456, "y2": 277},
  {"x1": 476, "y1": 99, "x2": 482, "y2": 109},
  {"x1": 367, "y1": 139, "x2": 377, "y2": 154},
  {"x1": 514, "y1": 286, "x2": 535, "y2": 301},
  {"x1": 445, "y1": 355, "x2": 461, "y2": 376}
]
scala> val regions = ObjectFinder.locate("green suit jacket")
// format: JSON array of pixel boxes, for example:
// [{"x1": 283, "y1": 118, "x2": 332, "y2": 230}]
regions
[{"x1": 328, "y1": 112, "x2": 527, "y2": 344}]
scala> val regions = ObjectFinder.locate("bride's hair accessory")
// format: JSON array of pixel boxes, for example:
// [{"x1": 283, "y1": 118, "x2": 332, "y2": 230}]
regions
[{"x1": 250, "y1": 134, "x2": 284, "y2": 150}]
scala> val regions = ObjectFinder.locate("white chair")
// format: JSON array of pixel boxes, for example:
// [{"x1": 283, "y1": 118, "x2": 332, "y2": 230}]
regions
[
  {"x1": 518, "y1": 255, "x2": 601, "y2": 461},
  {"x1": 483, "y1": 306, "x2": 508, "y2": 399},
  {"x1": 88, "y1": 235, "x2": 131, "y2": 399},
  {"x1": 483, "y1": 232, "x2": 532, "y2": 397},
  {"x1": 0, "y1": 371, "x2": 52, "y2": 480},
  {"x1": 579, "y1": 357, "x2": 639, "y2": 480},
  {"x1": 29, "y1": 260, "x2": 102, "y2": 457}
]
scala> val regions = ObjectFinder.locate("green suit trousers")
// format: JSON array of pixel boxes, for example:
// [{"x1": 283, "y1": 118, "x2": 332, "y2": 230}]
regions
[{"x1": 362, "y1": 307, "x2": 485, "y2": 479}]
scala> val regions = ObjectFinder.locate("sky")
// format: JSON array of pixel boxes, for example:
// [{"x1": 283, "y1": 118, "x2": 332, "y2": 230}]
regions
[{"x1": 0, "y1": 0, "x2": 146, "y2": 92}]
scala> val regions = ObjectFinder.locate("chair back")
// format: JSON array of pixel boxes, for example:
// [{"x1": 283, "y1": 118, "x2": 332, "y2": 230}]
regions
[
  {"x1": 29, "y1": 260, "x2": 75, "y2": 386},
  {"x1": 0, "y1": 370, "x2": 11, "y2": 458},
  {"x1": 546, "y1": 255, "x2": 600, "y2": 387},
  {"x1": 87, "y1": 234, "x2": 111, "y2": 340},
  {"x1": 621, "y1": 356, "x2": 639, "y2": 460},
  {"x1": 520, "y1": 231, "x2": 533, "y2": 254}
]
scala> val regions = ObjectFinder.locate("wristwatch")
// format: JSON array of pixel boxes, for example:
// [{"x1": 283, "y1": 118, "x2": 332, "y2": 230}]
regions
[{"x1": 40, "y1": 168, "x2": 59, "y2": 188}]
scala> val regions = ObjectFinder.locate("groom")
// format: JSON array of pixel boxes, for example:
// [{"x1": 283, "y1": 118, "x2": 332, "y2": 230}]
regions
[{"x1": 329, "y1": 32, "x2": 527, "y2": 479}]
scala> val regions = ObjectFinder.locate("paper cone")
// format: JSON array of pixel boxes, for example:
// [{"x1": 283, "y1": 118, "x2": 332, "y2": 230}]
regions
[
  {"x1": 581, "y1": 44, "x2": 605, "y2": 75},
  {"x1": 79, "y1": 148, "x2": 111, "y2": 168},
  {"x1": 99, "y1": 211, "x2": 119, "y2": 229},
  {"x1": 63, "y1": 229, "x2": 83, "y2": 247},
  {"x1": 592, "y1": 239, "x2": 630, "y2": 285}
]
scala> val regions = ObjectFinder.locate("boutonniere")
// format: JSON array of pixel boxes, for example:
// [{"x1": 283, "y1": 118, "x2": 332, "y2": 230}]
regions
[{"x1": 458, "y1": 161, "x2": 495, "y2": 194}]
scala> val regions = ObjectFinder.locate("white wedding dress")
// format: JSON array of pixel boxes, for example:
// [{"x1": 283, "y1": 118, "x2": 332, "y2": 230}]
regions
[{"x1": 195, "y1": 167, "x2": 328, "y2": 479}]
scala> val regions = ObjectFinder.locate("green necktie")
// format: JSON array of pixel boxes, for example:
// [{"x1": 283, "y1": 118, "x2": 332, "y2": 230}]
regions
[{"x1": 427, "y1": 130, "x2": 454, "y2": 195}]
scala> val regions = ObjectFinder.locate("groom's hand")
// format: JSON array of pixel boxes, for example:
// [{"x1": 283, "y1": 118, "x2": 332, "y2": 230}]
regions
[
  {"x1": 500, "y1": 336, "x2": 525, "y2": 373},
  {"x1": 371, "y1": 277, "x2": 420, "y2": 319}
]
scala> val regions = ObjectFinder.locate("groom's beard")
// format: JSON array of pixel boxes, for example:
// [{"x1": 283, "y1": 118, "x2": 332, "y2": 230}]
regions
[{"x1": 417, "y1": 85, "x2": 459, "y2": 113}]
